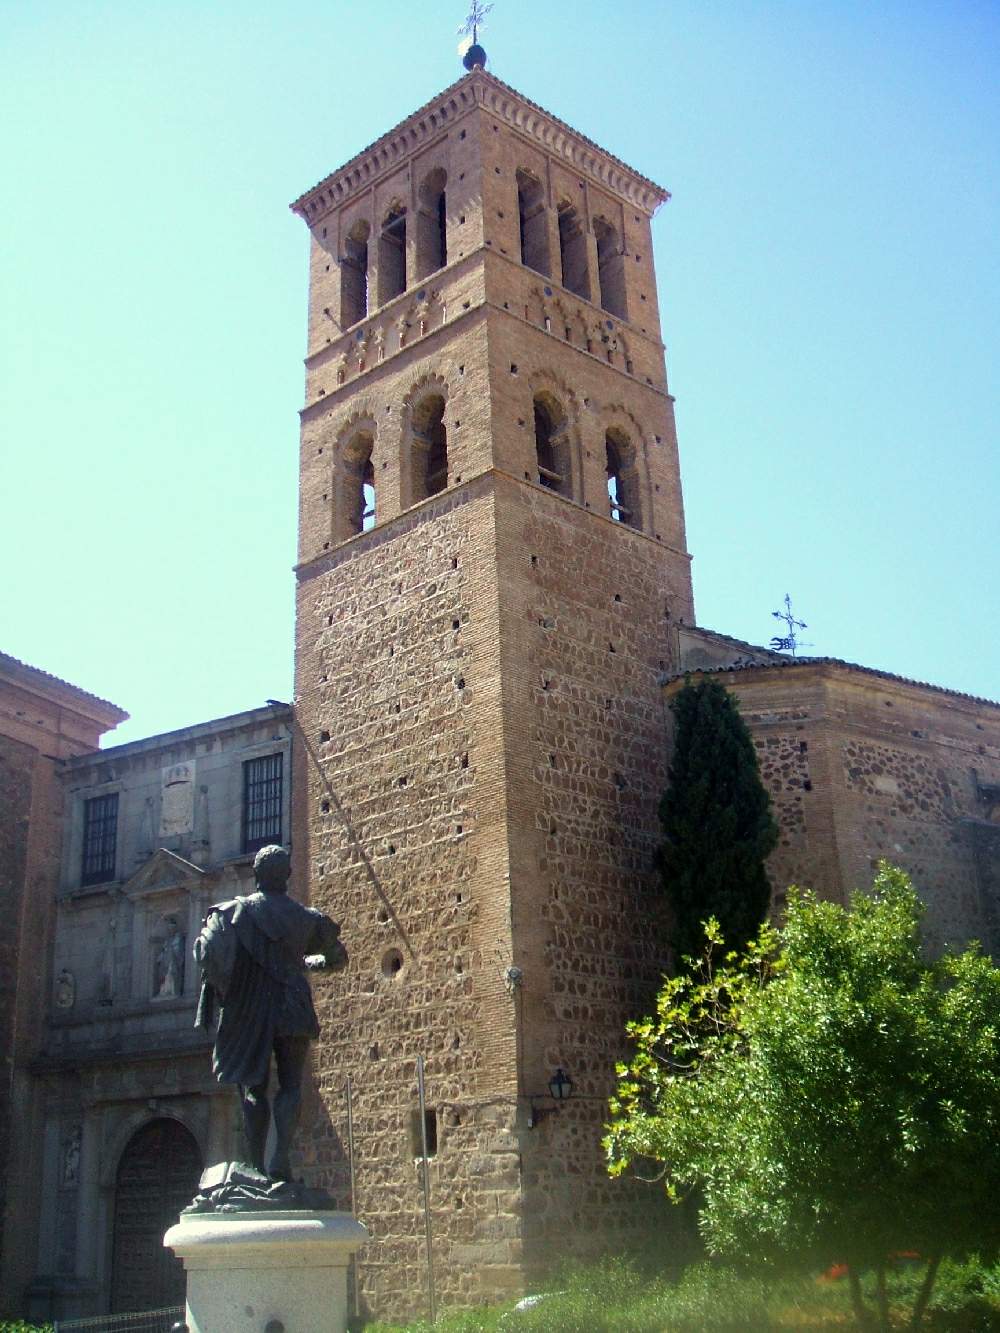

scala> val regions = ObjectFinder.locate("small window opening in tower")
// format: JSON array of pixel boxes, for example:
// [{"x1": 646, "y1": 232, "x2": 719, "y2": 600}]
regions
[
  {"x1": 606, "y1": 430, "x2": 639, "y2": 529},
  {"x1": 557, "y1": 202, "x2": 590, "y2": 301},
  {"x1": 378, "y1": 207, "x2": 407, "y2": 305},
  {"x1": 516, "y1": 169, "x2": 549, "y2": 275},
  {"x1": 412, "y1": 394, "x2": 448, "y2": 501},
  {"x1": 340, "y1": 220, "x2": 370, "y2": 328},
  {"x1": 534, "y1": 397, "x2": 568, "y2": 496},
  {"x1": 416, "y1": 169, "x2": 447, "y2": 279},
  {"x1": 593, "y1": 217, "x2": 627, "y2": 319},
  {"x1": 410, "y1": 1106, "x2": 438, "y2": 1160}
]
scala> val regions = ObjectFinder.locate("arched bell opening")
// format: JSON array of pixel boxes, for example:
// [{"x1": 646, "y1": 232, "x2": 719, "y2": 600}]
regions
[
  {"x1": 557, "y1": 202, "x2": 590, "y2": 301},
  {"x1": 340, "y1": 219, "x2": 370, "y2": 328},
  {"x1": 517, "y1": 169, "x2": 549, "y2": 276},
  {"x1": 593, "y1": 216, "x2": 627, "y2": 320},
  {"x1": 410, "y1": 394, "x2": 448, "y2": 502},
  {"x1": 340, "y1": 430, "x2": 376, "y2": 537},
  {"x1": 605, "y1": 427, "x2": 641, "y2": 530},
  {"x1": 533, "y1": 394, "x2": 571, "y2": 498},
  {"x1": 377, "y1": 207, "x2": 408, "y2": 305},
  {"x1": 416, "y1": 169, "x2": 448, "y2": 279}
]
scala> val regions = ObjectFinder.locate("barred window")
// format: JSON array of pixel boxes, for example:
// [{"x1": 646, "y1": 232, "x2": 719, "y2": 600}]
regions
[
  {"x1": 243, "y1": 753, "x2": 283, "y2": 855},
  {"x1": 81, "y1": 792, "x2": 118, "y2": 886}
]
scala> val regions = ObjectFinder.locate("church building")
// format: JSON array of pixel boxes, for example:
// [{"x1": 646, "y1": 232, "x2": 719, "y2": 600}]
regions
[{"x1": 2, "y1": 43, "x2": 999, "y2": 1329}]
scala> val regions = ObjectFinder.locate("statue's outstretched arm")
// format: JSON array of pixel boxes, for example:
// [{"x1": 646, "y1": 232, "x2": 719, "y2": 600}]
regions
[{"x1": 304, "y1": 913, "x2": 348, "y2": 972}]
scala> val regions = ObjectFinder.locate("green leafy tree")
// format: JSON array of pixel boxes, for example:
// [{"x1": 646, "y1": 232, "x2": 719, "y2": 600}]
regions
[
  {"x1": 659, "y1": 677, "x2": 777, "y2": 963},
  {"x1": 605, "y1": 864, "x2": 1000, "y2": 1330}
]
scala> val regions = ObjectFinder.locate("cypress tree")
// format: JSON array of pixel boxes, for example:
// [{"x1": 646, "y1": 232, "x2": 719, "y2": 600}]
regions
[{"x1": 660, "y1": 676, "x2": 778, "y2": 965}]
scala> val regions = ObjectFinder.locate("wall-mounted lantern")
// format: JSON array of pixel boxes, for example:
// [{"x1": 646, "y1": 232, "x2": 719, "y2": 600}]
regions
[
  {"x1": 528, "y1": 1067, "x2": 573, "y2": 1128},
  {"x1": 549, "y1": 1067, "x2": 572, "y2": 1101}
]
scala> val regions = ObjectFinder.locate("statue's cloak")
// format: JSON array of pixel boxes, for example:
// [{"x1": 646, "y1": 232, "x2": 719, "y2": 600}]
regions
[{"x1": 194, "y1": 892, "x2": 345, "y2": 1088}]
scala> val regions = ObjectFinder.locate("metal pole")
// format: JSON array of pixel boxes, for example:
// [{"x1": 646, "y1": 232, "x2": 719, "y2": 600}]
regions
[
  {"x1": 346, "y1": 1075, "x2": 359, "y2": 1322},
  {"x1": 417, "y1": 1054, "x2": 436, "y2": 1324},
  {"x1": 346, "y1": 1075, "x2": 357, "y2": 1218}
]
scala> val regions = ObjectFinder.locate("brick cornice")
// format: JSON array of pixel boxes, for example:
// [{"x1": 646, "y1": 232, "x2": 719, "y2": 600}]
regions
[
  {"x1": 0, "y1": 651, "x2": 127, "y2": 727},
  {"x1": 290, "y1": 69, "x2": 668, "y2": 226}
]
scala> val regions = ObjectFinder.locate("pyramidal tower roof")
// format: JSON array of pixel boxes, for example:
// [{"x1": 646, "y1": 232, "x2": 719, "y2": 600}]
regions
[{"x1": 290, "y1": 67, "x2": 669, "y2": 223}]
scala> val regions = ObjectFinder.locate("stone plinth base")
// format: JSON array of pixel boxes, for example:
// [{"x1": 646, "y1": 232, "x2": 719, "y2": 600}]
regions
[{"x1": 164, "y1": 1209, "x2": 368, "y2": 1333}]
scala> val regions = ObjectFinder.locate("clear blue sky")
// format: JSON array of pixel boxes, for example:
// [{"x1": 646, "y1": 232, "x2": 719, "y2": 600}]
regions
[{"x1": 2, "y1": 1, "x2": 997, "y2": 745}]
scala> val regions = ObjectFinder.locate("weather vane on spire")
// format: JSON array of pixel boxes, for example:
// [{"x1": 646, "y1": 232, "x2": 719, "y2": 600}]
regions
[
  {"x1": 770, "y1": 593, "x2": 810, "y2": 657},
  {"x1": 458, "y1": 1, "x2": 493, "y2": 69}
]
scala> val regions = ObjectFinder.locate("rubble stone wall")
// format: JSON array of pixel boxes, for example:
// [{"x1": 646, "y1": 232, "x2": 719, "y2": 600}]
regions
[
  {"x1": 295, "y1": 476, "x2": 522, "y2": 1317},
  {"x1": 702, "y1": 665, "x2": 1000, "y2": 950},
  {"x1": 492, "y1": 473, "x2": 689, "y2": 1267}
]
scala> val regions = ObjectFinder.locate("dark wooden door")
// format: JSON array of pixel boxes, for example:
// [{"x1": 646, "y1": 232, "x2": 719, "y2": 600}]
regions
[{"x1": 110, "y1": 1118, "x2": 202, "y2": 1313}]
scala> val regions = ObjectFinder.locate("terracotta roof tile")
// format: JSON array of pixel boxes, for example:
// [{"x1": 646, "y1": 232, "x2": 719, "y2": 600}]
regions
[{"x1": 667, "y1": 644, "x2": 1000, "y2": 711}]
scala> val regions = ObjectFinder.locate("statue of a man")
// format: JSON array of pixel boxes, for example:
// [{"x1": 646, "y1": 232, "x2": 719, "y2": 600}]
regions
[
  {"x1": 194, "y1": 845, "x2": 347, "y2": 1181},
  {"x1": 155, "y1": 918, "x2": 185, "y2": 998}
]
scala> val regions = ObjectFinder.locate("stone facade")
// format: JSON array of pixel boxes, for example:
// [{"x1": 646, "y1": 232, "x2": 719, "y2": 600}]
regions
[
  {"x1": 672, "y1": 629, "x2": 1000, "y2": 952},
  {"x1": 290, "y1": 67, "x2": 694, "y2": 1318},
  {"x1": 0, "y1": 654, "x2": 126, "y2": 1317},
  {"x1": 11, "y1": 704, "x2": 293, "y2": 1322}
]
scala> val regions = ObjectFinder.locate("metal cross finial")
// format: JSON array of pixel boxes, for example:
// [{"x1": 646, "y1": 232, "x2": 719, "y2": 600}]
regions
[
  {"x1": 770, "y1": 593, "x2": 809, "y2": 657},
  {"x1": 458, "y1": 1, "x2": 493, "y2": 43}
]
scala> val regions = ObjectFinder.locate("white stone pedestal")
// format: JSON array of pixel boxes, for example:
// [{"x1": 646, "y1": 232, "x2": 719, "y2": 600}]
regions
[{"x1": 164, "y1": 1210, "x2": 368, "y2": 1333}]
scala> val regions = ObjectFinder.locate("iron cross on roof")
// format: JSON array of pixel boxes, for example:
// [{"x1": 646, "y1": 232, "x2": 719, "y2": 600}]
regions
[
  {"x1": 770, "y1": 593, "x2": 810, "y2": 657},
  {"x1": 459, "y1": 1, "x2": 493, "y2": 44}
]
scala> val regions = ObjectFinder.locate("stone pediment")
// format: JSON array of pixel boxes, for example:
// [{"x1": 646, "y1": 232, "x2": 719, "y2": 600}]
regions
[{"x1": 122, "y1": 848, "x2": 206, "y2": 900}]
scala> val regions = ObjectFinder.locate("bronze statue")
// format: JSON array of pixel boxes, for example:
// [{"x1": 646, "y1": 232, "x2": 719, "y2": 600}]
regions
[{"x1": 194, "y1": 845, "x2": 347, "y2": 1184}]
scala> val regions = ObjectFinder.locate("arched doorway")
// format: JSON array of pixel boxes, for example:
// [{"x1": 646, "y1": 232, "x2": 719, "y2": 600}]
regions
[{"x1": 110, "y1": 1118, "x2": 202, "y2": 1313}]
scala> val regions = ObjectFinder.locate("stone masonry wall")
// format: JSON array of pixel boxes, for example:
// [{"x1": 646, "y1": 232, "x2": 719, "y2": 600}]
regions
[
  {"x1": 705, "y1": 665, "x2": 1000, "y2": 951},
  {"x1": 735, "y1": 672, "x2": 846, "y2": 908},
  {"x1": 494, "y1": 473, "x2": 690, "y2": 1268},
  {"x1": 828, "y1": 677, "x2": 1000, "y2": 951},
  {"x1": 295, "y1": 477, "x2": 522, "y2": 1317}
]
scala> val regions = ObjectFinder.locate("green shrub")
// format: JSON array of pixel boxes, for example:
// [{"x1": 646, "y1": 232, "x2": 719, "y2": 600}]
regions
[{"x1": 607, "y1": 865, "x2": 1000, "y2": 1329}]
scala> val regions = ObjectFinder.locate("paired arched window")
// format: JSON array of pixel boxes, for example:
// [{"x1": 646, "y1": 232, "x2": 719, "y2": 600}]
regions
[
  {"x1": 557, "y1": 202, "x2": 590, "y2": 301},
  {"x1": 516, "y1": 170, "x2": 549, "y2": 275},
  {"x1": 411, "y1": 394, "x2": 448, "y2": 501},
  {"x1": 330, "y1": 410, "x2": 643, "y2": 540},
  {"x1": 416, "y1": 170, "x2": 447, "y2": 279},
  {"x1": 340, "y1": 220, "x2": 370, "y2": 328},
  {"x1": 606, "y1": 429, "x2": 640, "y2": 529},
  {"x1": 593, "y1": 217, "x2": 627, "y2": 320},
  {"x1": 377, "y1": 207, "x2": 407, "y2": 306},
  {"x1": 533, "y1": 395, "x2": 570, "y2": 497}
]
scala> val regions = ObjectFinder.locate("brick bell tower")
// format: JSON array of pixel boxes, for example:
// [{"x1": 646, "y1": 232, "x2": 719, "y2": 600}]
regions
[{"x1": 290, "y1": 52, "x2": 694, "y2": 1319}]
